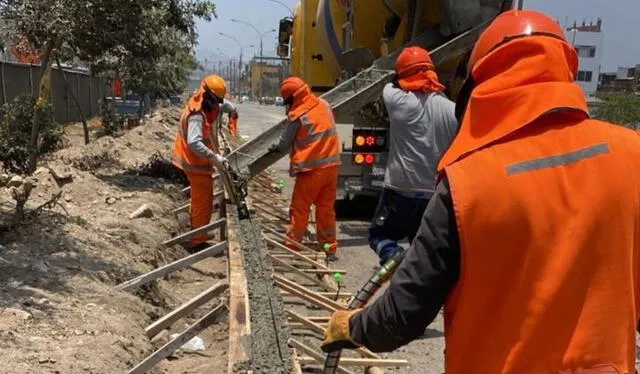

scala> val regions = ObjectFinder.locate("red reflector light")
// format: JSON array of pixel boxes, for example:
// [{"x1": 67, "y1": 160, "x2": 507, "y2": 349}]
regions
[
  {"x1": 365, "y1": 136, "x2": 375, "y2": 146},
  {"x1": 365, "y1": 154, "x2": 375, "y2": 164}
]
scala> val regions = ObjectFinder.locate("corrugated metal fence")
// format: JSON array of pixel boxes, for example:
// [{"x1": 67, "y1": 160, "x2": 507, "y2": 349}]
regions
[{"x1": 0, "y1": 61, "x2": 108, "y2": 123}]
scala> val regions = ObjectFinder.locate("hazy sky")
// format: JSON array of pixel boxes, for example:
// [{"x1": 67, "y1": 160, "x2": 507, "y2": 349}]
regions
[{"x1": 196, "y1": 0, "x2": 640, "y2": 72}]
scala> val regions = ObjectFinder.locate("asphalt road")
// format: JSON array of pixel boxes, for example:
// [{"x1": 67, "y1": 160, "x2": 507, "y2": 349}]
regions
[{"x1": 236, "y1": 101, "x2": 447, "y2": 373}]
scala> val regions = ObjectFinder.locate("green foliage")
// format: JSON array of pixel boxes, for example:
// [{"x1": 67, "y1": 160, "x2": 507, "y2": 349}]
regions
[
  {"x1": 593, "y1": 91, "x2": 640, "y2": 130},
  {"x1": 1, "y1": 0, "x2": 217, "y2": 98},
  {"x1": 0, "y1": 95, "x2": 64, "y2": 174},
  {"x1": 96, "y1": 100, "x2": 125, "y2": 138}
]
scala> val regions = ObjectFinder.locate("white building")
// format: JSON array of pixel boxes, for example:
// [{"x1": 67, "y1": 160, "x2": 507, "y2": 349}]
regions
[{"x1": 565, "y1": 19, "x2": 603, "y2": 96}]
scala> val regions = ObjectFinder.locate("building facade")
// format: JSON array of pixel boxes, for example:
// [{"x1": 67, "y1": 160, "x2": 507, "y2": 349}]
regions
[
  {"x1": 249, "y1": 59, "x2": 282, "y2": 99},
  {"x1": 565, "y1": 19, "x2": 603, "y2": 96}
]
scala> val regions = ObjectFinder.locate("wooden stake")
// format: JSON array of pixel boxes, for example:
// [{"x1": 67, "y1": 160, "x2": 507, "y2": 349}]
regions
[
  {"x1": 285, "y1": 310, "x2": 379, "y2": 359},
  {"x1": 145, "y1": 281, "x2": 228, "y2": 338},
  {"x1": 268, "y1": 253, "x2": 337, "y2": 292},
  {"x1": 129, "y1": 304, "x2": 227, "y2": 374},
  {"x1": 227, "y1": 215, "x2": 251, "y2": 374},
  {"x1": 273, "y1": 274, "x2": 346, "y2": 311},
  {"x1": 287, "y1": 339, "x2": 355, "y2": 374},
  {"x1": 118, "y1": 242, "x2": 228, "y2": 291},
  {"x1": 162, "y1": 218, "x2": 226, "y2": 246}
]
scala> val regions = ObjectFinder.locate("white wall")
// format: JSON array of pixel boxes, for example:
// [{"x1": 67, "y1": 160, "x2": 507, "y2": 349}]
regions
[{"x1": 566, "y1": 29, "x2": 604, "y2": 95}]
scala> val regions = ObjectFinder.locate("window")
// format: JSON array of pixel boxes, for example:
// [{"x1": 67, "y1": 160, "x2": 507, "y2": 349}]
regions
[
  {"x1": 577, "y1": 70, "x2": 594, "y2": 82},
  {"x1": 575, "y1": 45, "x2": 596, "y2": 58}
]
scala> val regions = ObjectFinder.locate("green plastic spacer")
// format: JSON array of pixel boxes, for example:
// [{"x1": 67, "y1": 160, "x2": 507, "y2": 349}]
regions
[
  {"x1": 333, "y1": 272, "x2": 344, "y2": 282},
  {"x1": 323, "y1": 243, "x2": 331, "y2": 252}
]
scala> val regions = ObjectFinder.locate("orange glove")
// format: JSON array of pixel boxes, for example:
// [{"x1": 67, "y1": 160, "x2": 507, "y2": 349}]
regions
[{"x1": 321, "y1": 309, "x2": 362, "y2": 352}]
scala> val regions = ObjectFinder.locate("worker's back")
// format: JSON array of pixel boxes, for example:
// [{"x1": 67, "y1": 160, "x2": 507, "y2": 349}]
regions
[
  {"x1": 442, "y1": 111, "x2": 640, "y2": 373},
  {"x1": 382, "y1": 83, "x2": 458, "y2": 195}
]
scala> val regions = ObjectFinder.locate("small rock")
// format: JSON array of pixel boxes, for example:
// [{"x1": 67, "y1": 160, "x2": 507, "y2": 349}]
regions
[
  {"x1": 0, "y1": 173, "x2": 9, "y2": 187},
  {"x1": 64, "y1": 195, "x2": 73, "y2": 202},
  {"x1": 7, "y1": 175, "x2": 23, "y2": 188},
  {"x1": 129, "y1": 204, "x2": 153, "y2": 219},
  {"x1": 73, "y1": 329, "x2": 83, "y2": 336},
  {"x1": 105, "y1": 196, "x2": 117, "y2": 205},
  {"x1": 38, "y1": 357, "x2": 56, "y2": 364},
  {"x1": 85, "y1": 303, "x2": 97, "y2": 309},
  {"x1": 33, "y1": 260, "x2": 49, "y2": 273},
  {"x1": 29, "y1": 309, "x2": 47, "y2": 319},
  {"x1": 47, "y1": 162, "x2": 73, "y2": 182},
  {"x1": 2, "y1": 307, "x2": 32, "y2": 320}
]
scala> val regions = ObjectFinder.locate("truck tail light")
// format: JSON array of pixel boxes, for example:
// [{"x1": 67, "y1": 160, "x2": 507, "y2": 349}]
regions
[
  {"x1": 364, "y1": 154, "x2": 375, "y2": 165},
  {"x1": 354, "y1": 154, "x2": 365, "y2": 164},
  {"x1": 355, "y1": 136, "x2": 366, "y2": 146}
]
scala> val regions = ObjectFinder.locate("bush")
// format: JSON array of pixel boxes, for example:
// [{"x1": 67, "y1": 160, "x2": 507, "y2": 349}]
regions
[
  {"x1": 0, "y1": 95, "x2": 64, "y2": 174},
  {"x1": 96, "y1": 100, "x2": 125, "y2": 138},
  {"x1": 593, "y1": 91, "x2": 640, "y2": 130}
]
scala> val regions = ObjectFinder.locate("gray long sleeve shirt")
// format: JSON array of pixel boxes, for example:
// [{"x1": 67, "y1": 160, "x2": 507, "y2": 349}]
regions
[
  {"x1": 187, "y1": 99, "x2": 237, "y2": 158},
  {"x1": 382, "y1": 83, "x2": 458, "y2": 196}
]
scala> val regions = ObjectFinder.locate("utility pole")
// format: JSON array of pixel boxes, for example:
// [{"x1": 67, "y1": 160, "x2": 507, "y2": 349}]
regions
[
  {"x1": 231, "y1": 19, "x2": 276, "y2": 99},
  {"x1": 219, "y1": 32, "x2": 254, "y2": 95}
]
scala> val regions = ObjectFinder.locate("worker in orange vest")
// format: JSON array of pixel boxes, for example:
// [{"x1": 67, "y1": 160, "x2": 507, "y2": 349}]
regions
[
  {"x1": 269, "y1": 77, "x2": 341, "y2": 258},
  {"x1": 321, "y1": 9, "x2": 640, "y2": 373},
  {"x1": 172, "y1": 75, "x2": 236, "y2": 252}
]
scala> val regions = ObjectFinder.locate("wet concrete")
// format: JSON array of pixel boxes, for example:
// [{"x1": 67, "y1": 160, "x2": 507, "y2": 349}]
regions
[{"x1": 233, "y1": 215, "x2": 292, "y2": 373}]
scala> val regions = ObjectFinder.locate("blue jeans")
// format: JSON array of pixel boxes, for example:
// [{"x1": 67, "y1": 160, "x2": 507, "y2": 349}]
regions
[{"x1": 368, "y1": 188, "x2": 430, "y2": 264}]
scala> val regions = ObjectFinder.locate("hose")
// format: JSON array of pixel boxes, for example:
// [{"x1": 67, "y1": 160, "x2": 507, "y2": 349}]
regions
[{"x1": 322, "y1": 249, "x2": 407, "y2": 374}]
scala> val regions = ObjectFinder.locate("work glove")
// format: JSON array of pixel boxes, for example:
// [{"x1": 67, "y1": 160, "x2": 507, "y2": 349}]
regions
[
  {"x1": 268, "y1": 144, "x2": 281, "y2": 153},
  {"x1": 378, "y1": 245, "x2": 404, "y2": 266},
  {"x1": 211, "y1": 153, "x2": 227, "y2": 168},
  {"x1": 321, "y1": 309, "x2": 363, "y2": 352}
]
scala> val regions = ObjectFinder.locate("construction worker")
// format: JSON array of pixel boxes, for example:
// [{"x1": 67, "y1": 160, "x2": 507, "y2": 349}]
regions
[
  {"x1": 269, "y1": 77, "x2": 341, "y2": 258},
  {"x1": 172, "y1": 74, "x2": 236, "y2": 252},
  {"x1": 321, "y1": 9, "x2": 640, "y2": 373},
  {"x1": 368, "y1": 46, "x2": 457, "y2": 265}
]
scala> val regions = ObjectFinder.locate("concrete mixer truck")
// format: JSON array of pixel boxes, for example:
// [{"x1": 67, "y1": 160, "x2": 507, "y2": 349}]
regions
[{"x1": 227, "y1": 0, "x2": 517, "y2": 206}]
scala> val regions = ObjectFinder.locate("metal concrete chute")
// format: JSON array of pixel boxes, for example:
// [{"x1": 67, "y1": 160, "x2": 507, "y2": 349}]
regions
[{"x1": 227, "y1": 0, "x2": 509, "y2": 180}]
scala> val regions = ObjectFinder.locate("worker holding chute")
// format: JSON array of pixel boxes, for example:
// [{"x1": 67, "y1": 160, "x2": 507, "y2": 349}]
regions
[
  {"x1": 321, "y1": 9, "x2": 640, "y2": 373},
  {"x1": 172, "y1": 74, "x2": 236, "y2": 252},
  {"x1": 269, "y1": 76, "x2": 341, "y2": 259},
  {"x1": 368, "y1": 46, "x2": 457, "y2": 265}
]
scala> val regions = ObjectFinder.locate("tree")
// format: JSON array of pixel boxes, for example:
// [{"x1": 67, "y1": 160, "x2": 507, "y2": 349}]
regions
[
  {"x1": 0, "y1": 0, "x2": 216, "y2": 173},
  {"x1": 593, "y1": 91, "x2": 640, "y2": 130}
]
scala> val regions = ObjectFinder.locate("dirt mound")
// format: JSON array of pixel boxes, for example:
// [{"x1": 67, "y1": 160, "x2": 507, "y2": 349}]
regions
[{"x1": 0, "y1": 106, "x2": 227, "y2": 374}]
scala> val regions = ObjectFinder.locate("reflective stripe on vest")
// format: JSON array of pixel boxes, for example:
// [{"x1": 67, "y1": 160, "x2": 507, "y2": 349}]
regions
[
  {"x1": 171, "y1": 154, "x2": 213, "y2": 173},
  {"x1": 442, "y1": 117, "x2": 640, "y2": 374},
  {"x1": 291, "y1": 154, "x2": 341, "y2": 174},
  {"x1": 295, "y1": 127, "x2": 338, "y2": 148},
  {"x1": 289, "y1": 99, "x2": 341, "y2": 175},
  {"x1": 172, "y1": 107, "x2": 218, "y2": 175}
]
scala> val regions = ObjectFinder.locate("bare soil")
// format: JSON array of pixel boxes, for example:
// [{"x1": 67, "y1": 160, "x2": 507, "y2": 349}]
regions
[{"x1": 0, "y1": 107, "x2": 229, "y2": 374}]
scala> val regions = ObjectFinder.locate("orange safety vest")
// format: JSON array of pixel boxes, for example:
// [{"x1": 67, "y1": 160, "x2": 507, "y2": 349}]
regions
[
  {"x1": 437, "y1": 36, "x2": 640, "y2": 374},
  {"x1": 172, "y1": 105, "x2": 219, "y2": 175},
  {"x1": 287, "y1": 97, "x2": 341, "y2": 176}
]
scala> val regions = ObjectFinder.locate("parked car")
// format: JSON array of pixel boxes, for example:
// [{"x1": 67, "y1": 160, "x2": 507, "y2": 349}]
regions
[
  {"x1": 274, "y1": 96, "x2": 284, "y2": 106},
  {"x1": 240, "y1": 95, "x2": 250, "y2": 103}
]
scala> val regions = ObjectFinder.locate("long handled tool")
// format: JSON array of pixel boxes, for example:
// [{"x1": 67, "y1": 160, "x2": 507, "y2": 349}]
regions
[{"x1": 322, "y1": 250, "x2": 407, "y2": 374}]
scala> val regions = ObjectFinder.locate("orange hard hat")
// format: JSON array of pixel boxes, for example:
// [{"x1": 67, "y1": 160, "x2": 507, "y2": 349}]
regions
[
  {"x1": 469, "y1": 9, "x2": 569, "y2": 72},
  {"x1": 202, "y1": 74, "x2": 227, "y2": 100},
  {"x1": 395, "y1": 46, "x2": 435, "y2": 78},
  {"x1": 280, "y1": 76, "x2": 307, "y2": 101}
]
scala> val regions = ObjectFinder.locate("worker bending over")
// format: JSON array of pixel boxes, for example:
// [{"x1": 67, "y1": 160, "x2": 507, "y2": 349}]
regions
[
  {"x1": 369, "y1": 46, "x2": 457, "y2": 265},
  {"x1": 322, "y1": 10, "x2": 640, "y2": 373},
  {"x1": 269, "y1": 77, "x2": 341, "y2": 258},
  {"x1": 172, "y1": 75, "x2": 236, "y2": 252}
]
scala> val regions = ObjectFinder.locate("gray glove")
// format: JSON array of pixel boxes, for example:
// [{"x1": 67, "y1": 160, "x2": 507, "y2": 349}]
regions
[{"x1": 211, "y1": 153, "x2": 227, "y2": 168}]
